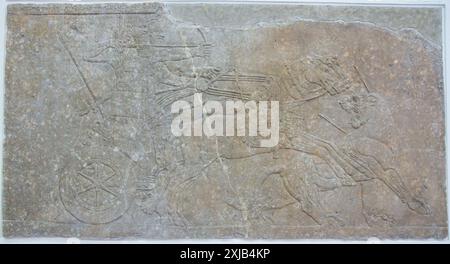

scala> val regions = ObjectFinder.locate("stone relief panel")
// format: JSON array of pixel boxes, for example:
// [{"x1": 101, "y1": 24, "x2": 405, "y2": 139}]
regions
[{"x1": 3, "y1": 3, "x2": 446, "y2": 239}]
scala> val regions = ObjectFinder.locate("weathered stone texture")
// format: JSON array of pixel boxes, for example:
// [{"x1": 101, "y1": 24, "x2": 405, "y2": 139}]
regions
[{"x1": 2, "y1": 3, "x2": 447, "y2": 239}]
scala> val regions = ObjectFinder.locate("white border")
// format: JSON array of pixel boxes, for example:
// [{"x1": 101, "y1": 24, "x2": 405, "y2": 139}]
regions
[{"x1": 0, "y1": 0, "x2": 448, "y2": 244}]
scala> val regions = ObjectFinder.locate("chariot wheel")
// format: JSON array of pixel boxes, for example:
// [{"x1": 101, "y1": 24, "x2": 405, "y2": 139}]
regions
[{"x1": 60, "y1": 159, "x2": 131, "y2": 224}]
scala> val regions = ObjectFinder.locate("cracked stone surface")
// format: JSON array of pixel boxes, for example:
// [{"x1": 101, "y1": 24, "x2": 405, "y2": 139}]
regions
[{"x1": 3, "y1": 3, "x2": 447, "y2": 239}]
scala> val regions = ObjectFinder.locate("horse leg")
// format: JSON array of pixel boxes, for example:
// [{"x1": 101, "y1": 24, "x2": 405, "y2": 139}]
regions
[{"x1": 278, "y1": 167, "x2": 345, "y2": 226}]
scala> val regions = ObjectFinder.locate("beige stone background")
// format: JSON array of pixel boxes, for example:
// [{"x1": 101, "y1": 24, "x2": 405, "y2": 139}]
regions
[{"x1": 0, "y1": 0, "x2": 449, "y2": 242}]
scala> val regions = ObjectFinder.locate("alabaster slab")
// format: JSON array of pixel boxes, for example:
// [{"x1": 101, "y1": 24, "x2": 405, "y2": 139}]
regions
[{"x1": 3, "y1": 3, "x2": 446, "y2": 239}]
